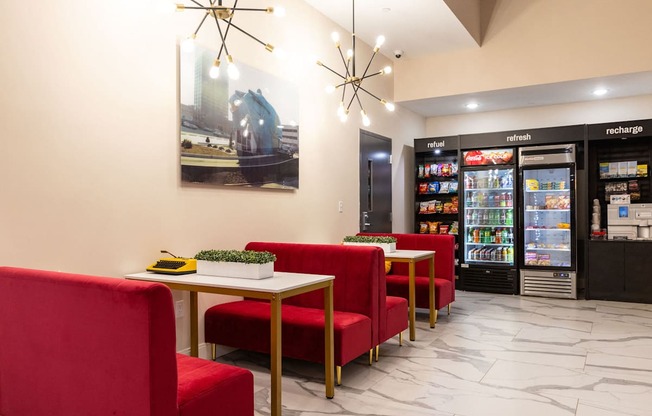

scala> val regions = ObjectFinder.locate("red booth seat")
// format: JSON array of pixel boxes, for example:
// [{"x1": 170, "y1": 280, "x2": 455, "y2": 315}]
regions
[
  {"x1": 0, "y1": 266, "x2": 254, "y2": 416},
  {"x1": 358, "y1": 233, "x2": 456, "y2": 323},
  {"x1": 204, "y1": 242, "x2": 406, "y2": 383}
]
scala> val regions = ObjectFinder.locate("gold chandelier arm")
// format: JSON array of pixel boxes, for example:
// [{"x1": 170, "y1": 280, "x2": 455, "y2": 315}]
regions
[
  {"x1": 191, "y1": 12, "x2": 211, "y2": 37},
  {"x1": 356, "y1": 84, "x2": 388, "y2": 105},
  {"x1": 357, "y1": 50, "x2": 378, "y2": 82},
  {"x1": 211, "y1": 9, "x2": 229, "y2": 57},
  {"x1": 222, "y1": 20, "x2": 268, "y2": 48},
  {"x1": 316, "y1": 62, "x2": 346, "y2": 80}
]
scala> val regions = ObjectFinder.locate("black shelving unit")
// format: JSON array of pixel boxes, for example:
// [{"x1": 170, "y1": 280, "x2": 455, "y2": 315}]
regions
[{"x1": 414, "y1": 137, "x2": 461, "y2": 279}]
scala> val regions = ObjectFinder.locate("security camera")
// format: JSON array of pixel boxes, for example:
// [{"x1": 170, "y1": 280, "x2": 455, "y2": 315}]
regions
[{"x1": 394, "y1": 50, "x2": 404, "y2": 59}]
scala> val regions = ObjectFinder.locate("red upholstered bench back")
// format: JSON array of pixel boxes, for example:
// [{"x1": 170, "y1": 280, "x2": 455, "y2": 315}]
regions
[
  {"x1": 0, "y1": 267, "x2": 178, "y2": 416},
  {"x1": 245, "y1": 242, "x2": 385, "y2": 347},
  {"x1": 357, "y1": 233, "x2": 456, "y2": 283}
]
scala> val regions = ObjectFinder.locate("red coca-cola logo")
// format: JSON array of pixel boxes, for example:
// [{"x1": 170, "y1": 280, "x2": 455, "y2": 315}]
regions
[{"x1": 464, "y1": 151, "x2": 486, "y2": 165}]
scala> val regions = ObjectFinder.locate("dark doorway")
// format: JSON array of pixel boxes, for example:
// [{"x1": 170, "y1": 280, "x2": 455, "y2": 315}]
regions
[{"x1": 359, "y1": 130, "x2": 392, "y2": 232}]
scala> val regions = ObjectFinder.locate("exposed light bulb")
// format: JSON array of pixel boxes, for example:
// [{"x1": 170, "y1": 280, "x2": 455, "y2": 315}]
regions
[
  {"x1": 258, "y1": 119, "x2": 264, "y2": 126},
  {"x1": 382, "y1": 65, "x2": 392, "y2": 75},
  {"x1": 243, "y1": 127, "x2": 249, "y2": 137},
  {"x1": 380, "y1": 99, "x2": 395, "y2": 111},
  {"x1": 346, "y1": 49, "x2": 353, "y2": 59},
  {"x1": 227, "y1": 55, "x2": 240, "y2": 80},
  {"x1": 240, "y1": 116, "x2": 248, "y2": 127},
  {"x1": 181, "y1": 35, "x2": 196, "y2": 53},
  {"x1": 272, "y1": 47, "x2": 286, "y2": 59},
  {"x1": 593, "y1": 88, "x2": 608, "y2": 96},
  {"x1": 233, "y1": 99, "x2": 242, "y2": 107},
  {"x1": 325, "y1": 85, "x2": 336, "y2": 94},
  {"x1": 272, "y1": 6, "x2": 286, "y2": 17},
  {"x1": 361, "y1": 110, "x2": 371, "y2": 127},
  {"x1": 375, "y1": 35, "x2": 386, "y2": 48},
  {"x1": 337, "y1": 103, "x2": 349, "y2": 122},
  {"x1": 465, "y1": 102, "x2": 479, "y2": 110},
  {"x1": 331, "y1": 32, "x2": 340, "y2": 43},
  {"x1": 209, "y1": 58, "x2": 220, "y2": 79}
]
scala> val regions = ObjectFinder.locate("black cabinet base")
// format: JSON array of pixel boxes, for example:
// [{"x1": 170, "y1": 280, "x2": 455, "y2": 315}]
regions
[
  {"x1": 461, "y1": 267, "x2": 518, "y2": 295},
  {"x1": 587, "y1": 240, "x2": 652, "y2": 304}
]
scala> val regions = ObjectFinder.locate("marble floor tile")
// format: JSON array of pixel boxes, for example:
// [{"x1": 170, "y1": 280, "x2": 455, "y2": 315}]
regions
[{"x1": 217, "y1": 291, "x2": 652, "y2": 416}]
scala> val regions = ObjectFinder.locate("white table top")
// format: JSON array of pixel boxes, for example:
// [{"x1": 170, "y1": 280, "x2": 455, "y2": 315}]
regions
[
  {"x1": 384, "y1": 249, "x2": 435, "y2": 260},
  {"x1": 125, "y1": 271, "x2": 334, "y2": 293}
]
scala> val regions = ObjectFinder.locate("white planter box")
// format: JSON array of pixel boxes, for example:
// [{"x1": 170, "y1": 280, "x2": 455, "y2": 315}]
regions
[
  {"x1": 196, "y1": 260, "x2": 274, "y2": 279},
  {"x1": 343, "y1": 242, "x2": 396, "y2": 253}
]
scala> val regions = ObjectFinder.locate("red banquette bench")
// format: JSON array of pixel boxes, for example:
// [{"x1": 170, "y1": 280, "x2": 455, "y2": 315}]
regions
[
  {"x1": 204, "y1": 242, "x2": 407, "y2": 384},
  {"x1": 358, "y1": 233, "x2": 456, "y2": 324},
  {"x1": 0, "y1": 266, "x2": 254, "y2": 416}
]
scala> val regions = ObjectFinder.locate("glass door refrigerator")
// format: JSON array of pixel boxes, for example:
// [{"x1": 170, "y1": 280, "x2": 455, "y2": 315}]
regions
[
  {"x1": 460, "y1": 148, "x2": 518, "y2": 294},
  {"x1": 519, "y1": 144, "x2": 577, "y2": 299}
]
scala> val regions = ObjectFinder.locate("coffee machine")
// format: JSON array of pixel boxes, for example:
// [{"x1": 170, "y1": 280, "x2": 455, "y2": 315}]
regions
[{"x1": 607, "y1": 203, "x2": 652, "y2": 239}]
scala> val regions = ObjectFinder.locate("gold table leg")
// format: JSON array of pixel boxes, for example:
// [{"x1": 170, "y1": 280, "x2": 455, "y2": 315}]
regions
[
  {"x1": 408, "y1": 261, "x2": 416, "y2": 341},
  {"x1": 270, "y1": 295, "x2": 282, "y2": 416},
  {"x1": 324, "y1": 283, "x2": 335, "y2": 398},
  {"x1": 429, "y1": 255, "x2": 436, "y2": 328},
  {"x1": 190, "y1": 291, "x2": 199, "y2": 357}
]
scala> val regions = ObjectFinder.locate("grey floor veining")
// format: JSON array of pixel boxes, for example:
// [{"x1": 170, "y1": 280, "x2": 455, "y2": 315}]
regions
[{"x1": 218, "y1": 291, "x2": 652, "y2": 416}]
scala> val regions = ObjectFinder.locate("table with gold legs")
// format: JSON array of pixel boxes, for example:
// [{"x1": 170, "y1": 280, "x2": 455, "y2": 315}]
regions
[
  {"x1": 126, "y1": 271, "x2": 335, "y2": 416},
  {"x1": 383, "y1": 250, "x2": 435, "y2": 341}
]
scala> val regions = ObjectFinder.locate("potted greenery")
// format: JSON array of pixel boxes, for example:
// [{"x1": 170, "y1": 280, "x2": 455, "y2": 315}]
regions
[
  {"x1": 194, "y1": 249, "x2": 276, "y2": 279},
  {"x1": 342, "y1": 235, "x2": 397, "y2": 253}
]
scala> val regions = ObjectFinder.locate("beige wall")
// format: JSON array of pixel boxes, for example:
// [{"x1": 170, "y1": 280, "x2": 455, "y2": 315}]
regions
[
  {"x1": 0, "y1": 0, "x2": 424, "y2": 354},
  {"x1": 396, "y1": 0, "x2": 652, "y2": 101},
  {"x1": 426, "y1": 94, "x2": 652, "y2": 137}
]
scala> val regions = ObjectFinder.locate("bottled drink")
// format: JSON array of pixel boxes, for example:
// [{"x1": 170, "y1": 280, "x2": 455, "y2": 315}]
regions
[
  {"x1": 490, "y1": 229, "x2": 496, "y2": 244},
  {"x1": 506, "y1": 210, "x2": 513, "y2": 225},
  {"x1": 506, "y1": 192, "x2": 513, "y2": 207},
  {"x1": 482, "y1": 211, "x2": 489, "y2": 225},
  {"x1": 500, "y1": 210, "x2": 506, "y2": 225},
  {"x1": 495, "y1": 228, "x2": 502, "y2": 244},
  {"x1": 502, "y1": 247, "x2": 508, "y2": 262},
  {"x1": 471, "y1": 210, "x2": 478, "y2": 225},
  {"x1": 468, "y1": 229, "x2": 474, "y2": 243},
  {"x1": 473, "y1": 228, "x2": 480, "y2": 243},
  {"x1": 466, "y1": 210, "x2": 472, "y2": 225},
  {"x1": 507, "y1": 229, "x2": 514, "y2": 244},
  {"x1": 507, "y1": 247, "x2": 514, "y2": 263}
]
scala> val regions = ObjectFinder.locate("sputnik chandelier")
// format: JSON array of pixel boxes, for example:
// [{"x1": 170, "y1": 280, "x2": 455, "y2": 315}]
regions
[
  {"x1": 176, "y1": 0, "x2": 285, "y2": 80},
  {"x1": 316, "y1": 0, "x2": 395, "y2": 126}
]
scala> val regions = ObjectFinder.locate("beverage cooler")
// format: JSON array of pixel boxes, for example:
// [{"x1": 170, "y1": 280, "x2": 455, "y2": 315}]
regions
[
  {"x1": 460, "y1": 148, "x2": 519, "y2": 294},
  {"x1": 519, "y1": 144, "x2": 577, "y2": 299}
]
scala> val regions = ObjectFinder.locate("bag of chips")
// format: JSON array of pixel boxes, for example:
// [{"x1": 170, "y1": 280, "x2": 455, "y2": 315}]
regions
[
  {"x1": 419, "y1": 222, "x2": 428, "y2": 233},
  {"x1": 427, "y1": 221, "x2": 440, "y2": 234}
]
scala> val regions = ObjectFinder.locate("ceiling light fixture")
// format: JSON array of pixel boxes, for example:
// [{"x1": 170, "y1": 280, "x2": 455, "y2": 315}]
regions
[
  {"x1": 465, "y1": 102, "x2": 479, "y2": 110},
  {"x1": 316, "y1": 0, "x2": 394, "y2": 126},
  {"x1": 592, "y1": 88, "x2": 608, "y2": 96},
  {"x1": 176, "y1": 0, "x2": 285, "y2": 80}
]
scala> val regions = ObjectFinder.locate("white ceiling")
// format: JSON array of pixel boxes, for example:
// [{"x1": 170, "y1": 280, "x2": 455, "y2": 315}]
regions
[{"x1": 302, "y1": 0, "x2": 652, "y2": 117}]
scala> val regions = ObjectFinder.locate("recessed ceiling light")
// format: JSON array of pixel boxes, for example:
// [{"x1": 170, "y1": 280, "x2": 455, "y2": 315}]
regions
[
  {"x1": 592, "y1": 88, "x2": 608, "y2": 96},
  {"x1": 465, "y1": 102, "x2": 479, "y2": 110}
]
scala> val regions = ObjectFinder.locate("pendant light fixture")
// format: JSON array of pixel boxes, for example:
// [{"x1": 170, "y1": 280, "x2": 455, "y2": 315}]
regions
[
  {"x1": 316, "y1": 0, "x2": 395, "y2": 126},
  {"x1": 176, "y1": 0, "x2": 285, "y2": 80}
]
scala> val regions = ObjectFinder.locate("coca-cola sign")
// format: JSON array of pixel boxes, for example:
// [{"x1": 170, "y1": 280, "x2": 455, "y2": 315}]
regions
[{"x1": 463, "y1": 149, "x2": 514, "y2": 166}]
